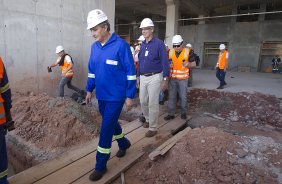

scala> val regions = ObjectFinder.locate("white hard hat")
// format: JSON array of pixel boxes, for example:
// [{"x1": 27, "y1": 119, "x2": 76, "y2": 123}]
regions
[
  {"x1": 219, "y1": 44, "x2": 226, "y2": 50},
  {"x1": 172, "y1": 35, "x2": 183, "y2": 45},
  {"x1": 186, "y1": 43, "x2": 192, "y2": 48},
  {"x1": 55, "y1": 45, "x2": 64, "y2": 54},
  {"x1": 139, "y1": 18, "x2": 154, "y2": 28},
  {"x1": 87, "y1": 9, "x2": 108, "y2": 30},
  {"x1": 137, "y1": 35, "x2": 145, "y2": 41}
]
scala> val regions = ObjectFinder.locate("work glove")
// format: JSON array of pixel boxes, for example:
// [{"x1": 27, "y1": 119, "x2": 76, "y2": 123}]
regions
[{"x1": 5, "y1": 110, "x2": 15, "y2": 131}]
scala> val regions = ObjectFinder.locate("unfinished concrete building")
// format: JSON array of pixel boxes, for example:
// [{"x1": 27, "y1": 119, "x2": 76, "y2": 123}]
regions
[
  {"x1": 116, "y1": 0, "x2": 282, "y2": 72},
  {"x1": 1, "y1": 1, "x2": 282, "y2": 184}
]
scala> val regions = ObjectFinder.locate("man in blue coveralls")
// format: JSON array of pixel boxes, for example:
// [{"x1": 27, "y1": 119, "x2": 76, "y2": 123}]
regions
[{"x1": 85, "y1": 9, "x2": 136, "y2": 181}]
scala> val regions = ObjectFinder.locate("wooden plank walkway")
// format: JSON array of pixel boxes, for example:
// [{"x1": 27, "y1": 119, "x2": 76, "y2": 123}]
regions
[{"x1": 9, "y1": 112, "x2": 187, "y2": 184}]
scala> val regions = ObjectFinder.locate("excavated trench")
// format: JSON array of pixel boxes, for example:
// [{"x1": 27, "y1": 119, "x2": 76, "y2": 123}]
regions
[{"x1": 7, "y1": 91, "x2": 140, "y2": 175}]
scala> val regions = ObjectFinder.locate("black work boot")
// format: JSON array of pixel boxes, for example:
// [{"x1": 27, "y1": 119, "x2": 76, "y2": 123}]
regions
[
  {"x1": 164, "y1": 115, "x2": 175, "y2": 120},
  {"x1": 89, "y1": 169, "x2": 107, "y2": 181},
  {"x1": 181, "y1": 114, "x2": 187, "y2": 120},
  {"x1": 139, "y1": 115, "x2": 146, "y2": 123},
  {"x1": 116, "y1": 141, "x2": 131, "y2": 158}
]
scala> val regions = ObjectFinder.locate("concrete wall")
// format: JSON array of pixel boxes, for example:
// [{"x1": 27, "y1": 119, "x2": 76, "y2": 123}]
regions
[
  {"x1": 179, "y1": 20, "x2": 282, "y2": 71},
  {"x1": 0, "y1": 0, "x2": 115, "y2": 96}
]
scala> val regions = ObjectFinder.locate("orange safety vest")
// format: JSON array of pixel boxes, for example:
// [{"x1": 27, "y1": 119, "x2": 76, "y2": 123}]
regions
[
  {"x1": 169, "y1": 48, "x2": 190, "y2": 80},
  {"x1": 217, "y1": 50, "x2": 229, "y2": 70},
  {"x1": 0, "y1": 57, "x2": 6, "y2": 125},
  {"x1": 61, "y1": 56, "x2": 74, "y2": 77}
]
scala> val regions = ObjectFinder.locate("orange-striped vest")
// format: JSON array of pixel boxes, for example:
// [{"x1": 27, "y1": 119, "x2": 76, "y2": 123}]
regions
[
  {"x1": 169, "y1": 48, "x2": 190, "y2": 80},
  {"x1": 61, "y1": 56, "x2": 74, "y2": 77},
  {"x1": 0, "y1": 58, "x2": 6, "y2": 125},
  {"x1": 216, "y1": 50, "x2": 229, "y2": 70}
]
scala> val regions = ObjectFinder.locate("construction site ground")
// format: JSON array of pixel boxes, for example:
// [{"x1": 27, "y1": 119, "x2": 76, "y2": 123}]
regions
[{"x1": 6, "y1": 70, "x2": 282, "y2": 184}]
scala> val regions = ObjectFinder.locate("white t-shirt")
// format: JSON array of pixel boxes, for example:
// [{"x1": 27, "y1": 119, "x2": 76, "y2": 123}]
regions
[{"x1": 65, "y1": 55, "x2": 72, "y2": 64}]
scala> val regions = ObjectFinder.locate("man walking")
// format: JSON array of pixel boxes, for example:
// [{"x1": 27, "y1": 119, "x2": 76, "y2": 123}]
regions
[
  {"x1": 0, "y1": 56, "x2": 13, "y2": 184},
  {"x1": 215, "y1": 44, "x2": 229, "y2": 89},
  {"x1": 164, "y1": 35, "x2": 196, "y2": 120},
  {"x1": 85, "y1": 9, "x2": 136, "y2": 181},
  {"x1": 137, "y1": 18, "x2": 170, "y2": 137},
  {"x1": 48, "y1": 46, "x2": 83, "y2": 98}
]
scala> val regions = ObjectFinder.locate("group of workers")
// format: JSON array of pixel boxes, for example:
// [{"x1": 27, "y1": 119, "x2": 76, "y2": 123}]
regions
[
  {"x1": 81, "y1": 10, "x2": 229, "y2": 182},
  {"x1": 0, "y1": 8, "x2": 230, "y2": 183}
]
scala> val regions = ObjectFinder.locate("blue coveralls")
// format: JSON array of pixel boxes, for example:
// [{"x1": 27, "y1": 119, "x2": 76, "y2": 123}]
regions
[
  {"x1": 86, "y1": 33, "x2": 136, "y2": 172},
  {"x1": 0, "y1": 57, "x2": 12, "y2": 184}
]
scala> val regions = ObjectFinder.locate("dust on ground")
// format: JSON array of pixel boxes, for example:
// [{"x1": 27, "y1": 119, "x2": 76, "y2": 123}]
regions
[{"x1": 113, "y1": 89, "x2": 282, "y2": 184}]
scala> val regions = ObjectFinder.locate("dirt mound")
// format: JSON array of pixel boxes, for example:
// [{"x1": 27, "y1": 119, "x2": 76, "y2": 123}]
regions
[
  {"x1": 11, "y1": 92, "x2": 100, "y2": 149},
  {"x1": 123, "y1": 127, "x2": 280, "y2": 184},
  {"x1": 188, "y1": 89, "x2": 282, "y2": 128},
  {"x1": 7, "y1": 92, "x2": 101, "y2": 173}
]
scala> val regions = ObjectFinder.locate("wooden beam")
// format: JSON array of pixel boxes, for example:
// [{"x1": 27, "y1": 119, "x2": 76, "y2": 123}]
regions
[{"x1": 149, "y1": 127, "x2": 191, "y2": 161}]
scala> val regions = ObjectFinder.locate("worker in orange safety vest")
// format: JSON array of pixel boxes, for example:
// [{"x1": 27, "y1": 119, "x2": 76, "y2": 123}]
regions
[
  {"x1": 0, "y1": 56, "x2": 13, "y2": 184},
  {"x1": 215, "y1": 44, "x2": 229, "y2": 89},
  {"x1": 48, "y1": 46, "x2": 84, "y2": 98},
  {"x1": 164, "y1": 35, "x2": 196, "y2": 121}
]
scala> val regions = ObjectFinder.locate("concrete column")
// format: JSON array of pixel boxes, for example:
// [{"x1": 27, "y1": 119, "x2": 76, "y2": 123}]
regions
[
  {"x1": 165, "y1": 0, "x2": 179, "y2": 47},
  {"x1": 231, "y1": 5, "x2": 237, "y2": 23},
  {"x1": 198, "y1": 15, "x2": 205, "y2": 24},
  {"x1": 259, "y1": 3, "x2": 266, "y2": 21}
]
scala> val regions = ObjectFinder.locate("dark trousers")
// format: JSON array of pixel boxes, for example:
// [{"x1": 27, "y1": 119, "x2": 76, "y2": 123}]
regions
[
  {"x1": 59, "y1": 76, "x2": 81, "y2": 97},
  {"x1": 0, "y1": 126, "x2": 8, "y2": 184},
  {"x1": 216, "y1": 68, "x2": 226, "y2": 86},
  {"x1": 95, "y1": 100, "x2": 130, "y2": 172}
]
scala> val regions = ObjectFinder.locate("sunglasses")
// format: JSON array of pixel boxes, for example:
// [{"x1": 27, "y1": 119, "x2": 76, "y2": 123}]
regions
[{"x1": 173, "y1": 45, "x2": 181, "y2": 48}]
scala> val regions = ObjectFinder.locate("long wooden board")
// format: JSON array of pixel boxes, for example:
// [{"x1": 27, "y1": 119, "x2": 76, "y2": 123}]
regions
[
  {"x1": 34, "y1": 114, "x2": 171, "y2": 184},
  {"x1": 73, "y1": 115, "x2": 187, "y2": 184},
  {"x1": 8, "y1": 119, "x2": 142, "y2": 184},
  {"x1": 149, "y1": 127, "x2": 192, "y2": 161}
]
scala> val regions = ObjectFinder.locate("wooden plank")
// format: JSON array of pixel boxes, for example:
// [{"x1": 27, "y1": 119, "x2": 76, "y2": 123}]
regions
[
  {"x1": 149, "y1": 127, "x2": 191, "y2": 161},
  {"x1": 8, "y1": 119, "x2": 142, "y2": 184},
  {"x1": 34, "y1": 125, "x2": 147, "y2": 184},
  {"x1": 160, "y1": 127, "x2": 191, "y2": 155},
  {"x1": 121, "y1": 172, "x2": 125, "y2": 184},
  {"x1": 34, "y1": 114, "x2": 170, "y2": 184},
  {"x1": 170, "y1": 116, "x2": 191, "y2": 135},
  {"x1": 73, "y1": 115, "x2": 188, "y2": 184}
]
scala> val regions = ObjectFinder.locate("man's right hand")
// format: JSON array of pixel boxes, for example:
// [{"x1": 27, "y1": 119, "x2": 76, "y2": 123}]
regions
[
  {"x1": 136, "y1": 77, "x2": 140, "y2": 88},
  {"x1": 86, "y1": 92, "x2": 92, "y2": 104},
  {"x1": 6, "y1": 110, "x2": 12, "y2": 122}
]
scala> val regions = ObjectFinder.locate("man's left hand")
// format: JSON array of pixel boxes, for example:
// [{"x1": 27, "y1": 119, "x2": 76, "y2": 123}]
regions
[{"x1": 161, "y1": 80, "x2": 168, "y2": 91}]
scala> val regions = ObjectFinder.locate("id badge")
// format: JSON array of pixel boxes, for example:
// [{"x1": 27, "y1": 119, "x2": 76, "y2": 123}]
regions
[{"x1": 145, "y1": 50, "x2": 149, "y2": 56}]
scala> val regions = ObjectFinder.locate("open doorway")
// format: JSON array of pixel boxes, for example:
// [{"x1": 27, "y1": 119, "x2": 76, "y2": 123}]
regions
[{"x1": 258, "y1": 42, "x2": 282, "y2": 72}]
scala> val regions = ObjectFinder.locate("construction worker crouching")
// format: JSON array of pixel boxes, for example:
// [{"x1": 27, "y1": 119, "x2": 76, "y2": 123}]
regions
[
  {"x1": 85, "y1": 9, "x2": 136, "y2": 181},
  {"x1": 215, "y1": 44, "x2": 229, "y2": 89},
  {"x1": 164, "y1": 35, "x2": 196, "y2": 120},
  {"x1": 48, "y1": 46, "x2": 83, "y2": 98},
  {"x1": 0, "y1": 56, "x2": 13, "y2": 184}
]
